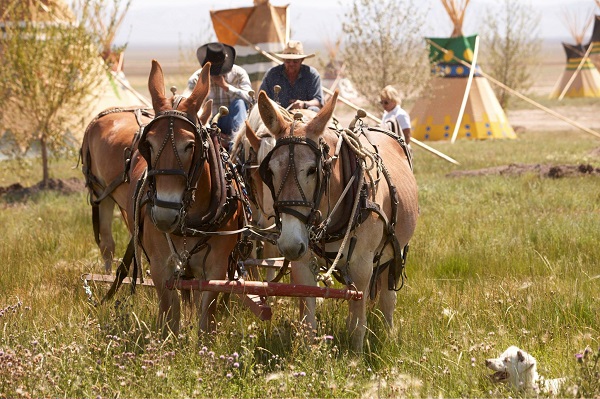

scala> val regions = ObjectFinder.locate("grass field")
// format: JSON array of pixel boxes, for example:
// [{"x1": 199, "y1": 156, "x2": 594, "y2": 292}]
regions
[{"x1": 1, "y1": 120, "x2": 599, "y2": 397}]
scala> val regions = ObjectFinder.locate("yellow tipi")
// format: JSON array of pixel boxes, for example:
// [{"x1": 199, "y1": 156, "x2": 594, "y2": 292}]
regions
[
  {"x1": 410, "y1": 0, "x2": 515, "y2": 141},
  {"x1": 549, "y1": 10, "x2": 600, "y2": 99}
]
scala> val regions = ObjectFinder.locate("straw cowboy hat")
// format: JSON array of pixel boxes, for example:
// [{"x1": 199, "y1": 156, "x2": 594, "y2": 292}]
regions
[
  {"x1": 196, "y1": 42, "x2": 235, "y2": 76},
  {"x1": 274, "y1": 40, "x2": 315, "y2": 60}
]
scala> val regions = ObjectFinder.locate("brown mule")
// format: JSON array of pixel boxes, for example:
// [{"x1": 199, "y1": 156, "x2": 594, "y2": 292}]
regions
[{"x1": 123, "y1": 60, "x2": 244, "y2": 336}]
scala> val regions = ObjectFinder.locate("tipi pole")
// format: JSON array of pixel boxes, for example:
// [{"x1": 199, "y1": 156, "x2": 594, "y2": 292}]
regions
[
  {"x1": 557, "y1": 43, "x2": 594, "y2": 101},
  {"x1": 451, "y1": 35, "x2": 479, "y2": 143},
  {"x1": 426, "y1": 39, "x2": 600, "y2": 139},
  {"x1": 210, "y1": 13, "x2": 460, "y2": 164},
  {"x1": 110, "y1": 71, "x2": 152, "y2": 107}
]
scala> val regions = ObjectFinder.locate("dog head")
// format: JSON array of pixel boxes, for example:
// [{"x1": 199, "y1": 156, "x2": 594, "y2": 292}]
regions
[{"x1": 486, "y1": 346, "x2": 539, "y2": 391}]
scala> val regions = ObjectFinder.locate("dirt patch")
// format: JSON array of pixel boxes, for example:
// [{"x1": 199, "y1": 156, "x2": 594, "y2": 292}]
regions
[
  {"x1": 0, "y1": 178, "x2": 86, "y2": 200},
  {"x1": 447, "y1": 163, "x2": 600, "y2": 178}
]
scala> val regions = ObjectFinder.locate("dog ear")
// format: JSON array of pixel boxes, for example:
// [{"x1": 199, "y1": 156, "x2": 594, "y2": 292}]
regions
[{"x1": 517, "y1": 350, "x2": 525, "y2": 363}]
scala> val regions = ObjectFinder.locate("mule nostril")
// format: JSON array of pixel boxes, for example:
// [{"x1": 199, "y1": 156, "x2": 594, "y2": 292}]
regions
[{"x1": 297, "y1": 243, "x2": 306, "y2": 258}]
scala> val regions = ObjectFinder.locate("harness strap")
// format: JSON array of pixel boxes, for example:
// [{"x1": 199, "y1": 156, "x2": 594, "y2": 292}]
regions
[{"x1": 101, "y1": 237, "x2": 136, "y2": 303}]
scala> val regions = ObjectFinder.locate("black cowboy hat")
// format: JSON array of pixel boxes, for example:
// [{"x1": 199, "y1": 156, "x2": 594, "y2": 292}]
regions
[{"x1": 196, "y1": 42, "x2": 236, "y2": 76}]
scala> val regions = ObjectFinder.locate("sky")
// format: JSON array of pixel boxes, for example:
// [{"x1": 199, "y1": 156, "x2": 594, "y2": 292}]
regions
[{"x1": 113, "y1": 0, "x2": 597, "y2": 49}]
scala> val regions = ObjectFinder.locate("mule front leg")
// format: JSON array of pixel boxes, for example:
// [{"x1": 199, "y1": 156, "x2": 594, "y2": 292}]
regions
[
  {"x1": 156, "y1": 287, "x2": 181, "y2": 337},
  {"x1": 198, "y1": 291, "x2": 219, "y2": 333},
  {"x1": 291, "y1": 260, "x2": 317, "y2": 339}
]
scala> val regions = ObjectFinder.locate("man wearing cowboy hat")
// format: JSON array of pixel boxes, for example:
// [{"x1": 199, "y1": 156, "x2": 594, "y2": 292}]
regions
[
  {"x1": 259, "y1": 40, "x2": 323, "y2": 112},
  {"x1": 184, "y1": 42, "x2": 253, "y2": 149}
]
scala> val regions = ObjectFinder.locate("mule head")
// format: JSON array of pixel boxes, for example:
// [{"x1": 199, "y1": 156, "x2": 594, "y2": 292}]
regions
[
  {"x1": 140, "y1": 60, "x2": 211, "y2": 233},
  {"x1": 257, "y1": 90, "x2": 338, "y2": 260}
]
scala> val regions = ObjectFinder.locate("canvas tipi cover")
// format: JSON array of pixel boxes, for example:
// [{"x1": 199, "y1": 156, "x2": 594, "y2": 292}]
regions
[
  {"x1": 210, "y1": 0, "x2": 289, "y2": 92},
  {"x1": 586, "y1": 15, "x2": 600, "y2": 70},
  {"x1": 410, "y1": 35, "x2": 515, "y2": 141},
  {"x1": 549, "y1": 42, "x2": 600, "y2": 98}
]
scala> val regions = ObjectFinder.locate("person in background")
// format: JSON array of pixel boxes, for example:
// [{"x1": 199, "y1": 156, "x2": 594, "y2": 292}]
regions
[
  {"x1": 259, "y1": 40, "x2": 323, "y2": 112},
  {"x1": 183, "y1": 42, "x2": 253, "y2": 149},
  {"x1": 380, "y1": 85, "x2": 411, "y2": 145}
]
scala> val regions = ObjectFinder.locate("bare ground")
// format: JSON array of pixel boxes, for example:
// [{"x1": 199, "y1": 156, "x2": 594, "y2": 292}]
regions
[
  {"x1": 447, "y1": 163, "x2": 600, "y2": 178},
  {"x1": 0, "y1": 178, "x2": 85, "y2": 201}
]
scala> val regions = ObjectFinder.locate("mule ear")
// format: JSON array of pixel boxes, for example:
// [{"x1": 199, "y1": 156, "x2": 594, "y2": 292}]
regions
[
  {"x1": 245, "y1": 120, "x2": 261, "y2": 152},
  {"x1": 185, "y1": 63, "x2": 211, "y2": 114},
  {"x1": 148, "y1": 60, "x2": 170, "y2": 112},
  {"x1": 517, "y1": 351, "x2": 525, "y2": 363},
  {"x1": 198, "y1": 99, "x2": 213, "y2": 126},
  {"x1": 305, "y1": 90, "x2": 338, "y2": 141},
  {"x1": 258, "y1": 90, "x2": 288, "y2": 138}
]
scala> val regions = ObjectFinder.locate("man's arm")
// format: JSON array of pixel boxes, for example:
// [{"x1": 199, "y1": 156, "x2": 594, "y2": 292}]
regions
[
  {"x1": 306, "y1": 67, "x2": 323, "y2": 108},
  {"x1": 222, "y1": 66, "x2": 253, "y2": 103}
]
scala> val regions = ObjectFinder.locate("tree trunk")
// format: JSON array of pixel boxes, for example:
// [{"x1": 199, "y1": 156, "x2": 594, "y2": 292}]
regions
[{"x1": 41, "y1": 135, "x2": 49, "y2": 188}]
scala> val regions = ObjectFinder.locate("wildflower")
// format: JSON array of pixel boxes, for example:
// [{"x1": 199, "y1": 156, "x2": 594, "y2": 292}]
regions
[
  {"x1": 233, "y1": 362, "x2": 240, "y2": 368},
  {"x1": 226, "y1": 373, "x2": 233, "y2": 379},
  {"x1": 232, "y1": 352, "x2": 239, "y2": 359},
  {"x1": 575, "y1": 353, "x2": 584, "y2": 363},
  {"x1": 324, "y1": 335, "x2": 334, "y2": 341}
]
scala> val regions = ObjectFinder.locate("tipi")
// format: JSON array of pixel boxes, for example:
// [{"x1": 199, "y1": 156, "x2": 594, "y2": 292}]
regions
[
  {"x1": 588, "y1": 14, "x2": 600, "y2": 69},
  {"x1": 410, "y1": 0, "x2": 515, "y2": 141},
  {"x1": 549, "y1": 10, "x2": 600, "y2": 99},
  {"x1": 588, "y1": 0, "x2": 600, "y2": 69},
  {"x1": 210, "y1": 0, "x2": 289, "y2": 92}
]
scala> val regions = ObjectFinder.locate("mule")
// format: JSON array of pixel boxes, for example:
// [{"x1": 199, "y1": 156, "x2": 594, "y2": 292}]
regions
[
  {"x1": 231, "y1": 101, "x2": 315, "y2": 281},
  {"x1": 256, "y1": 90, "x2": 418, "y2": 352},
  {"x1": 81, "y1": 102, "x2": 212, "y2": 273},
  {"x1": 81, "y1": 106, "x2": 153, "y2": 272},
  {"x1": 124, "y1": 60, "x2": 243, "y2": 335}
]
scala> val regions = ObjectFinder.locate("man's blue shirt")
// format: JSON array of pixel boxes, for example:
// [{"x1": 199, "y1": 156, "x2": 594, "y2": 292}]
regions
[{"x1": 259, "y1": 64, "x2": 323, "y2": 108}]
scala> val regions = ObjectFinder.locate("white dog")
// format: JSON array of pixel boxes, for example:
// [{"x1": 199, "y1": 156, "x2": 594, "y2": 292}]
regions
[{"x1": 486, "y1": 346, "x2": 564, "y2": 394}]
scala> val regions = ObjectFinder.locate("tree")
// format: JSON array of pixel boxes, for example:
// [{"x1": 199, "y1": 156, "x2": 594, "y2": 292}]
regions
[
  {"x1": 479, "y1": 0, "x2": 542, "y2": 108},
  {"x1": 0, "y1": 0, "x2": 125, "y2": 187},
  {"x1": 339, "y1": 0, "x2": 430, "y2": 108}
]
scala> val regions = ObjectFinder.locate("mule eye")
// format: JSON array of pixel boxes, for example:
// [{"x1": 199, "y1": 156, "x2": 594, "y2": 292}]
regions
[
  {"x1": 307, "y1": 166, "x2": 317, "y2": 176},
  {"x1": 185, "y1": 142, "x2": 195, "y2": 152}
]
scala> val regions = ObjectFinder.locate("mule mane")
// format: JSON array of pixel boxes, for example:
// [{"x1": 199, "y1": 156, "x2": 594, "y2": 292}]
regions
[{"x1": 231, "y1": 101, "x2": 291, "y2": 162}]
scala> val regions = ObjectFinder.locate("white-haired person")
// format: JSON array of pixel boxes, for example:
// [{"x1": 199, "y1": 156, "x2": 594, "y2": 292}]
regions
[{"x1": 380, "y1": 85, "x2": 411, "y2": 145}]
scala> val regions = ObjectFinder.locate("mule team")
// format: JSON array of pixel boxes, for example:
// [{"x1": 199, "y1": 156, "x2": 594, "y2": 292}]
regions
[{"x1": 81, "y1": 60, "x2": 418, "y2": 353}]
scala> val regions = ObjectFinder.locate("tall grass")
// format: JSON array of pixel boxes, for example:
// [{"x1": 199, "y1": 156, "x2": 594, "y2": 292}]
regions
[{"x1": 0, "y1": 130, "x2": 599, "y2": 398}]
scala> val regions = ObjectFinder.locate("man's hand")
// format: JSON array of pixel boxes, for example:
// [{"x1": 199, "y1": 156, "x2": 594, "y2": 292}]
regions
[
  {"x1": 211, "y1": 75, "x2": 229, "y2": 91},
  {"x1": 289, "y1": 99, "x2": 304, "y2": 110}
]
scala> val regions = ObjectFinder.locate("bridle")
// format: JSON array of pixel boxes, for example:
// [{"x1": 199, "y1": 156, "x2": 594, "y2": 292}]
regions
[
  {"x1": 137, "y1": 108, "x2": 209, "y2": 218},
  {"x1": 259, "y1": 133, "x2": 330, "y2": 230}
]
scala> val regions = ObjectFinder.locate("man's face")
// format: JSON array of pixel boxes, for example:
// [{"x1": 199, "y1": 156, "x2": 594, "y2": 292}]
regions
[{"x1": 283, "y1": 58, "x2": 303, "y2": 75}]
